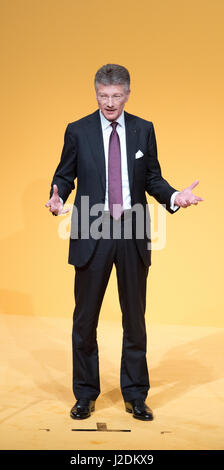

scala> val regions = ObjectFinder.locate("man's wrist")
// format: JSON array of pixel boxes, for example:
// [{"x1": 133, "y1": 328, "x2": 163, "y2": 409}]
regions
[{"x1": 170, "y1": 191, "x2": 180, "y2": 211}]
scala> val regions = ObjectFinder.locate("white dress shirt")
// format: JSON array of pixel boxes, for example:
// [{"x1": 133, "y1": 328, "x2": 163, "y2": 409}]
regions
[{"x1": 99, "y1": 110, "x2": 131, "y2": 210}]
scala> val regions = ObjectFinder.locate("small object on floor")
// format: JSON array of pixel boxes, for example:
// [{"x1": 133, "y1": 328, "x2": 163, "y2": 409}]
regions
[
  {"x1": 97, "y1": 422, "x2": 107, "y2": 431},
  {"x1": 71, "y1": 422, "x2": 131, "y2": 432}
]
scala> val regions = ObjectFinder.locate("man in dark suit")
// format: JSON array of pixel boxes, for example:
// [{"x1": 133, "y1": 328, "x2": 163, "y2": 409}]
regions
[{"x1": 46, "y1": 64, "x2": 203, "y2": 421}]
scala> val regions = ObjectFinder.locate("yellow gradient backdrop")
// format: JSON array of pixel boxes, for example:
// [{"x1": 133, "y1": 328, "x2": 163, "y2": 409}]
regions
[{"x1": 1, "y1": 0, "x2": 223, "y2": 326}]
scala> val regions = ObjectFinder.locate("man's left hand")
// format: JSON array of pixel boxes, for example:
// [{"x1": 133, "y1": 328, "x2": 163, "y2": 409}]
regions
[{"x1": 174, "y1": 180, "x2": 204, "y2": 208}]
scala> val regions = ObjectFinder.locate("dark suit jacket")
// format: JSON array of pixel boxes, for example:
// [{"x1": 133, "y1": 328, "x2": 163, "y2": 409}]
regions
[{"x1": 50, "y1": 110, "x2": 179, "y2": 267}]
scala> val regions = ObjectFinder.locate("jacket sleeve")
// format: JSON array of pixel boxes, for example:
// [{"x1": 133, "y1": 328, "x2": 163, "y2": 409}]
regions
[
  {"x1": 49, "y1": 124, "x2": 77, "y2": 204},
  {"x1": 145, "y1": 123, "x2": 180, "y2": 214}
]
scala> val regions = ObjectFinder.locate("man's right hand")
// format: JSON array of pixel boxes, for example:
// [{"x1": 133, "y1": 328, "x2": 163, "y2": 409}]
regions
[{"x1": 45, "y1": 184, "x2": 70, "y2": 216}]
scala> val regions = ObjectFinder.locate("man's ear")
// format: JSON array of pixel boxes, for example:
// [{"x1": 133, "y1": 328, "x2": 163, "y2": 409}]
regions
[{"x1": 126, "y1": 90, "x2": 131, "y2": 103}]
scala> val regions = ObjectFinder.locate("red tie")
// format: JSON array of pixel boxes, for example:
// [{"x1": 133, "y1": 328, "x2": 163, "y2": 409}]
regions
[{"x1": 108, "y1": 122, "x2": 123, "y2": 219}]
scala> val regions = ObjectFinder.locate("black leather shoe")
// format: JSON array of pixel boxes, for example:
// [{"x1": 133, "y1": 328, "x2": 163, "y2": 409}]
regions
[
  {"x1": 70, "y1": 399, "x2": 95, "y2": 420},
  {"x1": 125, "y1": 399, "x2": 153, "y2": 421}
]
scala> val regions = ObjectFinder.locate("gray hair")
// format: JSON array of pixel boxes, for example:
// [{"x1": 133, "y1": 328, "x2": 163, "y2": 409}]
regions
[{"x1": 94, "y1": 64, "x2": 130, "y2": 92}]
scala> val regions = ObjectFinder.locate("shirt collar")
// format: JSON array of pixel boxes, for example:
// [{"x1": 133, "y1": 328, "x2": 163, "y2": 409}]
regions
[{"x1": 99, "y1": 109, "x2": 125, "y2": 130}]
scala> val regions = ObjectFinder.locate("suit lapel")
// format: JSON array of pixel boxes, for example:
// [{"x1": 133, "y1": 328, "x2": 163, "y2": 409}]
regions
[
  {"x1": 84, "y1": 110, "x2": 106, "y2": 194},
  {"x1": 124, "y1": 111, "x2": 138, "y2": 194}
]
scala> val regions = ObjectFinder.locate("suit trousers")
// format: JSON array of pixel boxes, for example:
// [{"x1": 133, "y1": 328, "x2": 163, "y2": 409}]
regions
[{"x1": 72, "y1": 210, "x2": 150, "y2": 402}]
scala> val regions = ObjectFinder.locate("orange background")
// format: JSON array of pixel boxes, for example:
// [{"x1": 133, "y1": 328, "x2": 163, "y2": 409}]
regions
[{"x1": 1, "y1": 0, "x2": 223, "y2": 326}]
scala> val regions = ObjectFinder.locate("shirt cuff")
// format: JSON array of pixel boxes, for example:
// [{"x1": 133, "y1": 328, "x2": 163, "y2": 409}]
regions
[
  {"x1": 170, "y1": 191, "x2": 180, "y2": 211},
  {"x1": 59, "y1": 197, "x2": 64, "y2": 205}
]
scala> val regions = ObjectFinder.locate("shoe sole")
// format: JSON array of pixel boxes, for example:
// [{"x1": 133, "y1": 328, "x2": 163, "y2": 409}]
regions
[{"x1": 125, "y1": 407, "x2": 132, "y2": 413}]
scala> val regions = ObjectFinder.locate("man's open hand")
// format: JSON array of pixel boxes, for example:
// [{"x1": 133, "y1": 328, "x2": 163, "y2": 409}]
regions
[
  {"x1": 45, "y1": 184, "x2": 70, "y2": 216},
  {"x1": 174, "y1": 180, "x2": 204, "y2": 208}
]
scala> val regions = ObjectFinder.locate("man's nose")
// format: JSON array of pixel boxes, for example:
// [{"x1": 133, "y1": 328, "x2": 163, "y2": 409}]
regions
[{"x1": 107, "y1": 96, "x2": 114, "y2": 107}]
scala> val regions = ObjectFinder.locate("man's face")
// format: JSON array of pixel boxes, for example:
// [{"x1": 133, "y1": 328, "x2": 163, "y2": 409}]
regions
[{"x1": 96, "y1": 84, "x2": 130, "y2": 121}]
